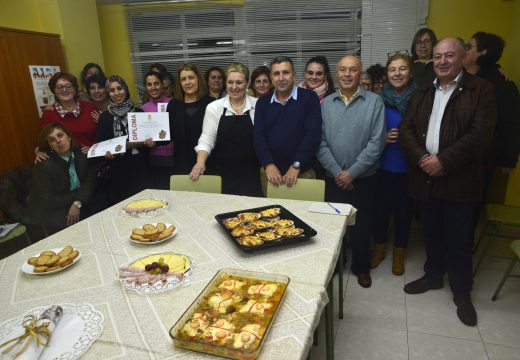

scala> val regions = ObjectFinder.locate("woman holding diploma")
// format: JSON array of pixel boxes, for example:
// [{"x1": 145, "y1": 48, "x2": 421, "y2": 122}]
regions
[
  {"x1": 96, "y1": 75, "x2": 153, "y2": 204},
  {"x1": 140, "y1": 71, "x2": 173, "y2": 189},
  {"x1": 28, "y1": 123, "x2": 96, "y2": 234},
  {"x1": 191, "y1": 63, "x2": 262, "y2": 196},
  {"x1": 167, "y1": 63, "x2": 215, "y2": 175}
]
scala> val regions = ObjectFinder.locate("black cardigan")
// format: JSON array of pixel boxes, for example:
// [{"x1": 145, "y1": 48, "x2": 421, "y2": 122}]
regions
[{"x1": 28, "y1": 148, "x2": 96, "y2": 231}]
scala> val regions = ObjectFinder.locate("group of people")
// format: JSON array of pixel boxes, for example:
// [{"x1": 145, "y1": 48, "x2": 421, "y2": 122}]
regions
[{"x1": 27, "y1": 28, "x2": 519, "y2": 327}]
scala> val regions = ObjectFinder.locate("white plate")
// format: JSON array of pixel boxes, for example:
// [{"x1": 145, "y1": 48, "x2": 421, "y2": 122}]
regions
[
  {"x1": 120, "y1": 252, "x2": 192, "y2": 295},
  {"x1": 0, "y1": 303, "x2": 104, "y2": 360},
  {"x1": 129, "y1": 223, "x2": 178, "y2": 245},
  {"x1": 21, "y1": 247, "x2": 81, "y2": 275},
  {"x1": 120, "y1": 199, "x2": 169, "y2": 218}
]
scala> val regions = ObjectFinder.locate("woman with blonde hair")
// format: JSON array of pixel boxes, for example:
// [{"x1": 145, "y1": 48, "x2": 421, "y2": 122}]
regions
[
  {"x1": 167, "y1": 63, "x2": 215, "y2": 175},
  {"x1": 191, "y1": 62, "x2": 262, "y2": 196}
]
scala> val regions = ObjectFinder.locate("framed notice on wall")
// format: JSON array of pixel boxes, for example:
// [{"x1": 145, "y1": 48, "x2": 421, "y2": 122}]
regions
[{"x1": 29, "y1": 65, "x2": 60, "y2": 117}]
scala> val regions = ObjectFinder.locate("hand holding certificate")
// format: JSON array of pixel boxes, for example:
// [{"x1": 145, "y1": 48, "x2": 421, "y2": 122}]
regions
[
  {"x1": 127, "y1": 112, "x2": 170, "y2": 142},
  {"x1": 87, "y1": 136, "x2": 127, "y2": 158}
]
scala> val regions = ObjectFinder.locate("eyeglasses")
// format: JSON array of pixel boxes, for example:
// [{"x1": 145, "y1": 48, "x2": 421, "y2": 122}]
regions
[
  {"x1": 464, "y1": 43, "x2": 478, "y2": 51},
  {"x1": 55, "y1": 84, "x2": 73, "y2": 91},
  {"x1": 387, "y1": 49, "x2": 410, "y2": 58},
  {"x1": 416, "y1": 39, "x2": 432, "y2": 47}
]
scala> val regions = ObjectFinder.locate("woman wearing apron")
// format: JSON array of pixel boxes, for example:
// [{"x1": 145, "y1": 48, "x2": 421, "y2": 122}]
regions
[{"x1": 191, "y1": 63, "x2": 262, "y2": 196}]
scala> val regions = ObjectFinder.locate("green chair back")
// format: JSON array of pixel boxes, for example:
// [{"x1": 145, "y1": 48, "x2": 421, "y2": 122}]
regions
[
  {"x1": 170, "y1": 175, "x2": 222, "y2": 194},
  {"x1": 266, "y1": 179, "x2": 325, "y2": 202}
]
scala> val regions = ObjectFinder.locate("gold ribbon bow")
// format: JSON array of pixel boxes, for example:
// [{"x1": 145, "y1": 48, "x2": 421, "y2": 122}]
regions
[{"x1": 0, "y1": 315, "x2": 53, "y2": 359}]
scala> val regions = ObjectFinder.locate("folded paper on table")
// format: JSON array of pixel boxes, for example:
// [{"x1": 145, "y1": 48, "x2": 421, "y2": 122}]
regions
[
  {"x1": 87, "y1": 136, "x2": 127, "y2": 158},
  {"x1": 0, "y1": 305, "x2": 62, "y2": 360},
  {"x1": 308, "y1": 203, "x2": 357, "y2": 224},
  {"x1": 127, "y1": 112, "x2": 170, "y2": 142}
]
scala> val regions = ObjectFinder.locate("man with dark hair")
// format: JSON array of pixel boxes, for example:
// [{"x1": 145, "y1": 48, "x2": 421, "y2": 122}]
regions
[
  {"x1": 254, "y1": 56, "x2": 322, "y2": 187},
  {"x1": 399, "y1": 37, "x2": 497, "y2": 326}
]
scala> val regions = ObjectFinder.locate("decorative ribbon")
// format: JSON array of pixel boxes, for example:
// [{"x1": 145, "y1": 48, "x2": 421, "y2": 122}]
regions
[{"x1": 0, "y1": 315, "x2": 53, "y2": 359}]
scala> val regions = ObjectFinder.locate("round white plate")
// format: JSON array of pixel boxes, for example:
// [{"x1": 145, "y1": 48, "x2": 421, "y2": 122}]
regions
[
  {"x1": 120, "y1": 199, "x2": 169, "y2": 218},
  {"x1": 129, "y1": 223, "x2": 178, "y2": 245},
  {"x1": 0, "y1": 303, "x2": 104, "y2": 360},
  {"x1": 120, "y1": 252, "x2": 192, "y2": 295},
  {"x1": 21, "y1": 247, "x2": 81, "y2": 275}
]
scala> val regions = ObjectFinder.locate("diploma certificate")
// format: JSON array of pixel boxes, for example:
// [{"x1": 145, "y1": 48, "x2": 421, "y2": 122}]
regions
[
  {"x1": 87, "y1": 135, "x2": 127, "y2": 158},
  {"x1": 127, "y1": 112, "x2": 170, "y2": 142}
]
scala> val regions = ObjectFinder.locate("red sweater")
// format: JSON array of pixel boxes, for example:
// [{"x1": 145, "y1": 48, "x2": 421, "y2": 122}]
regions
[{"x1": 41, "y1": 100, "x2": 98, "y2": 147}]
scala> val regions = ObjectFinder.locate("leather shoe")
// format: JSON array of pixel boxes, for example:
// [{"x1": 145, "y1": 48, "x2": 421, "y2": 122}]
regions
[
  {"x1": 453, "y1": 296, "x2": 477, "y2": 326},
  {"x1": 404, "y1": 275, "x2": 443, "y2": 294},
  {"x1": 356, "y1": 272, "x2": 372, "y2": 288}
]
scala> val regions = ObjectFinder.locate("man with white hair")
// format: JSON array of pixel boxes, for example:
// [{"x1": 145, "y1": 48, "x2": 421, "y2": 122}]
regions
[{"x1": 399, "y1": 37, "x2": 497, "y2": 326}]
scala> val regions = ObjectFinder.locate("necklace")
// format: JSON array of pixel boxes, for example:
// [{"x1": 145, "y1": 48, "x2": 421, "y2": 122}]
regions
[{"x1": 230, "y1": 98, "x2": 246, "y2": 113}]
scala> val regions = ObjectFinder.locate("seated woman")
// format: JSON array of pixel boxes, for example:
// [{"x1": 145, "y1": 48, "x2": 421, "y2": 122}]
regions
[
  {"x1": 248, "y1": 66, "x2": 272, "y2": 98},
  {"x1": 167, "y1": 63, "x2": 215, "y2": 175},
  {"x1": 37, "y1": 72, "x2": 98, "y2": 162},
  {"x1": 96, "y1": 75, "x2": 153, "y2": 204},
  {"x1": 28, "y1": 122, "x2": 96, "y2": 234},
  {"x1": 298, "y1": 56, "x2": 335, "y2": 103},
  {"x1": 191, "y1": 62, "x2": 262, "y2": 197},
  {"x1": 85, "y1": 73, "x2": 109, "y2": 122},
  {"x1": 140, "y1": 71, "x2": 173, "y2": 189}
]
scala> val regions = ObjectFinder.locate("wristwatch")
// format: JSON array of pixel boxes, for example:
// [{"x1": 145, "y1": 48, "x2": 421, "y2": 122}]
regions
[
  {"x1": 73, "y1": 201, "x2": 82, "y2": 209},
  {"x1": 292, "y1": 161, "x2": 301, "y2": 170}
]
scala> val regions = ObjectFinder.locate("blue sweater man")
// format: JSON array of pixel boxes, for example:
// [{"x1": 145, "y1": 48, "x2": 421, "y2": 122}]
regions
[{"x1": 254, "y1": 57, "x2": 322, "y2": 187}]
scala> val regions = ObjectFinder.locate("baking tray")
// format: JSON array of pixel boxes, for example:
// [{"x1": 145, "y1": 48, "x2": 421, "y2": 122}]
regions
[
  {"x1": 169, "y1": 268, "x2": 290, "y2": 360},
  {"x1": 214, "y1": 204, "x2": 317, "y2": 252}
]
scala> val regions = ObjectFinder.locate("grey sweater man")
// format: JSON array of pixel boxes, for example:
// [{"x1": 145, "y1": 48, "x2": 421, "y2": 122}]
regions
[{"x1": 317, "y1": 88, "x2": 386, "y2": 179}]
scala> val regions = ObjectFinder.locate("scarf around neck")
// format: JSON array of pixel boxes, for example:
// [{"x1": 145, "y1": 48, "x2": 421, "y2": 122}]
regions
[
  {"x1": 380, "y1": 81, "x2": 417, "y2": 114},
  {"x1": 106, "y1": 75, "x2": 134, "y2": 137},
  {"x1": 298, "y1": 80, "x2": 329, "y2": 100}
]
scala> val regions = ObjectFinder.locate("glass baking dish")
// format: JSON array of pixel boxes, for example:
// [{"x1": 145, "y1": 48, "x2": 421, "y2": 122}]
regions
[{"x1": 169, "y1": 268, "x2": 290, "y2": 359}]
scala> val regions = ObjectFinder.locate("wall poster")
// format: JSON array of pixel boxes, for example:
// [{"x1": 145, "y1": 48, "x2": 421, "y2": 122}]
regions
[{"x1": 29, "y1": 65, "x2": 60, "y2": 117}]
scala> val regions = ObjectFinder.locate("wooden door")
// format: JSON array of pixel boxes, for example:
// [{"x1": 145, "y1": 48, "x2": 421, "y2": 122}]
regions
[{"x1": 0, "y1": 27, "x2": 65, "y2": 172}]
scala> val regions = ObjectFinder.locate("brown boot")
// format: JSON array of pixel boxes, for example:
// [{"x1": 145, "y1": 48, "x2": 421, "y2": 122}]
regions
[
  {"x1": 370, "y1": 243, "x2": 386, "y2": 269},
  {"x1": 392, "y1": 246, "x2": 406, "y2": 276}
]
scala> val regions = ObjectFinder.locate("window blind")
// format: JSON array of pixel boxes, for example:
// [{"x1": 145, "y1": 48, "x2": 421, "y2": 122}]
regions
[{"x1": 122, "y1": 0, "x2": 428, "y2": 99}]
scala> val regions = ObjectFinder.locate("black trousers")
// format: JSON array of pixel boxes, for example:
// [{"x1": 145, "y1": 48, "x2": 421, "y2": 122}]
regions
[
  {"x1": 325, "y1": 174, "x2": 377, "y2": 274},
  {"x1": 419, "y1": 198, "x2": 477, "y2": 297},
  {"x1": 373, "y1": 170, "x2": 413, "y2": 248}
]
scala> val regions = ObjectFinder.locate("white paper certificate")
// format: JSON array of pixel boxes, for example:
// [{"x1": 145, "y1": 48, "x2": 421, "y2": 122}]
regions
[
  {"x1": 127, "y1": 112, "x2": 170, "y2": 142},
  {"x1": 87, "y1": 135, "x2": 127, "y2": 158},
  {"x1": 157, "y1": 103, "x2": 169, "y2": 112}
]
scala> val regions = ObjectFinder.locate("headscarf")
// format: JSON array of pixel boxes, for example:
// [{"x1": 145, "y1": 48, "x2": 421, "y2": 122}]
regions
[
  {"x1": 298, "y1": 80, "x2": 329, "y2": 100},
  {"x1": 380, "y1": 80, "x2": 417, "y2": 114},
  {"x1": 106, "y1": 75, "x2": 134, "y2": 137}
]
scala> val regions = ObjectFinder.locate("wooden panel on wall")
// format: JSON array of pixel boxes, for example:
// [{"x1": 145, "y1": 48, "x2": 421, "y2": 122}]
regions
[{"x1": 0, "y1": 27, "x2": 65, "y2": 173}]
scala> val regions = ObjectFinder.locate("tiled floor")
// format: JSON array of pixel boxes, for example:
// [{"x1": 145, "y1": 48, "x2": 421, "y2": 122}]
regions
[{"x1": 310, "y1": 221, "x2": 520, "y2": 360}]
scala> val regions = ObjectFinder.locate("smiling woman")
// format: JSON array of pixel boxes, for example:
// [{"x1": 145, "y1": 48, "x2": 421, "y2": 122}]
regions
[
  {"x1": 299, "y1": 56, "x2": 335, "y2": 103},
  {"x1": 192, "y1": 62, "x2": 262, "y2": 196},
  {"x1": 140, "y1": 71, "x2": 173, "y2": 189},
  {"x1": 95, "y1": 75, "x2": 152, "y2": 204},
  {"x1": 38, "y1": 72, "x2": 98, "y2": 164}
]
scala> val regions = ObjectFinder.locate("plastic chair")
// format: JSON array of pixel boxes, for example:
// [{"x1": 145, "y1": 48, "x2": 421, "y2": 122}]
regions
[
  {"x1": 170, "y1": 175, "x2": 222, "y2": 194},
  {"x1": 473, "y1": 204, "x2": 520, "y2": 276},
  {"x1": 266, "y1": 179, "x2": 325, "y2": 201},
  {"x1": 491, "y1": 240, "x2": 520, "y2": 301}
]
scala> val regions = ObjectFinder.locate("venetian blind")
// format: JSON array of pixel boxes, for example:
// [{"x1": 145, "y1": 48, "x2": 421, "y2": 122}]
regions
[
  {"x1": 124, "y1": 0, "x2": 361, "y2": 100},
  {"x1": 123, "y1": 0, "x2": 428, "y2": 99}
]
